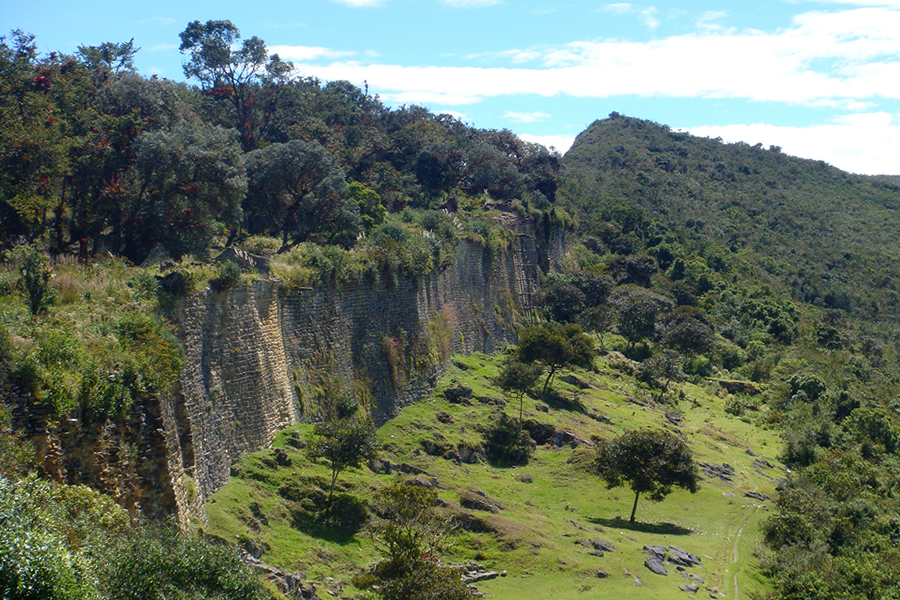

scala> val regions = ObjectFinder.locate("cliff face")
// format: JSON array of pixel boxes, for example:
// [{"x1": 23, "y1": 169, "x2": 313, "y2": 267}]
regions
[{"x1": 166, "y1": 213, "x2": 557, "y2": 523}]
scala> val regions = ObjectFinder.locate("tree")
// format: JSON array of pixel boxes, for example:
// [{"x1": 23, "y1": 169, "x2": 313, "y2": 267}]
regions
[
  {"x1": 244, "y1": 140, "x2": 359, "y2": 249},
  {"x1": 538, "y1": 280, "x2": 585, "y2": 323},
  {"x1": 594, "y1": 429, "x2": 699, "y2": 523},
  {"x1": 639, "y1": 350, "x2": 686, "y2": 403},
  {"x1": 610, "y1": 286, "x2": 674, "y2": 351},
  {"x1": 179, "y1": 20, "x2": 293, "y2": 151},
  {"x1": 8, "y1": 242, "x2": 55, "y2": 315},
  {"x1": 125, "y1": 121, "x2": 246, "y2": 261},
  {"x1": 516, "y1": 322, "x2": 595, "y2": 396},
  {"x1": 356, "y1": 481, "x2": 471, "y2": 600},
  {"x1": 496, "y1": 360, "x2": 542, "y2": 437},
  {"x1": 660, "y1": 308, "x2": 716, "y2": 356},
  {"x1": 307, "y1": 415, "x2": 378, "y2": 505}
]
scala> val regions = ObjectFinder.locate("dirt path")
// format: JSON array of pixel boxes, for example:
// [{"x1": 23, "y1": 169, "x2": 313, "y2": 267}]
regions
[{"x1": 731, "y1": 501, "x2": 761, "y2": 600}]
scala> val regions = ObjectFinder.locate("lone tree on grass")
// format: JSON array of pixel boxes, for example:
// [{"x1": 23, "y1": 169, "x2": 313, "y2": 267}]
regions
[
  {"x1": 496, "y1": 360, "x2": 542, "y2": 436},
  {"x1": 308, "y1": 413, "x2": 378, "y2": 505},
  {"x1": 594, "y1": 429, "x2": 699, "y2": 523},
  {"x1": 517, "y1": 322, "x2": 595, "y2": 396}
]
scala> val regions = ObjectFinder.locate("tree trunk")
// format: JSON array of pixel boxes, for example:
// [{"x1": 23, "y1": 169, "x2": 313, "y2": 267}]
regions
[{"x1": 630, "y1": 490, "x2": 640, "y2": 523}]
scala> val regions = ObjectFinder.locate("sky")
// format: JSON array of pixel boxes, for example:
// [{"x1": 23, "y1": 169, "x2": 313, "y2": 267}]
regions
[{"x1": 4, "y1": 1, "x2": 900, "y2": 175}]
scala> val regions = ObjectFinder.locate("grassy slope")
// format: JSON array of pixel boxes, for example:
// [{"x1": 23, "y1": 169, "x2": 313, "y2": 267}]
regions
[{"x1": 207, "y1": 351, "x2": 782, "y2": 600}]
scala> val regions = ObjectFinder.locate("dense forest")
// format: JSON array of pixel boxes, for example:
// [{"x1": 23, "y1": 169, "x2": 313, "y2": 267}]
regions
[{"x1": 3, "y1": 19, "x2": 900, "y2": 600}]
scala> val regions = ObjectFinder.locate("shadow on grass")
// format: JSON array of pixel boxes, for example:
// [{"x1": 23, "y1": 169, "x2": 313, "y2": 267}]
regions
[
  {"x1": 587, "y1": 515, "x2": 693, "y2": 536},
  {"x1": 539, "y1": 388, "x2": 586, "y2": 413},
  {"x1": 288, "y1": 493, "x2": 367, "y2": 545}
]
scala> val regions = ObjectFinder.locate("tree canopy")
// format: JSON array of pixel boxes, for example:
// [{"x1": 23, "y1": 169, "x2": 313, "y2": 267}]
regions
[
  {"x1": 594, "y1": 429, "x2": 699, "y2": 523},
  {"x1": 516, "y1": 322, "x2": 595, "y2": 395}
]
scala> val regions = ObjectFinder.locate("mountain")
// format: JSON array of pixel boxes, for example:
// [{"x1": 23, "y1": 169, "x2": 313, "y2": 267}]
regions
[{"x1": 561, "y1": 113, "x2": 900, "y2": 328}]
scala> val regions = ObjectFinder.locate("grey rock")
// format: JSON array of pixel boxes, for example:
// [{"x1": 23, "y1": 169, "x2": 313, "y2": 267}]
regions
[{"x1": 645, "y1": 555, "x2": 668, "y2": 575}]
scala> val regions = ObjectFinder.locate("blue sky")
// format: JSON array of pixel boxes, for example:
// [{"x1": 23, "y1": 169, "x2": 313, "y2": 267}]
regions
[{"x1": 4, "y1": 0, "x2": 900, "y2": 174}]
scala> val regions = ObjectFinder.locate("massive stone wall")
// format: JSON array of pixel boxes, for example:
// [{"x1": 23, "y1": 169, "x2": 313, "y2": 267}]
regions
[
  {"x1": 171, "y1": 213, "x2": 554, "y2": 520},
  {"x1": 4, "y1": 213, "x2": 564, "y2": 526}
]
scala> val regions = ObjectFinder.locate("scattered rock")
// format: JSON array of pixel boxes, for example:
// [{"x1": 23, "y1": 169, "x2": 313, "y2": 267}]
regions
[
  {"x1": 460, "y1": 489, "x2": 503, "y2": 513},
  {"x1": 645, "y1": 554, "x2": 668, "y2": 575},
  {"x1": 698, "y1": 462, "x2": 735, "y2": 483},
  {"x1": 444, "y1": 384, "x2": 473, "y2": 404},
  {"x1": 515, "y1": 473, "x2": 533, "y2": 483},
  {"x1": 536, "y1": 404, "x2": 550, "y2": 413},
  {"x1": 214, "y1": 246, "x2": 270, "y2": 273},
  {"x1": 690, "y1": 573, "x2": 705, "y2": 584},
  {"x1": 643, "y1": 545, "x2": 667, "y2": 557},
  {"x1": 243, "y1": 552, "x2": 319, "y2": 599},
  {"x1": 744, "y1": 491, "x2": 770, "y2": 502},
  {"x1": 447, "y1": 443, "x2": 484, "y2": 464},
  {"x1": 596, "y1": 569, "x2": 608, "y2": 578},
  {"x1": 592, "y1": 539, "x2": 616, "y2": 553},
  {"x1": 668, "y1": 546, "x2": 703, "y2": 567},
  {"x1": 680, "y1": 583, "x2": 700, "y2": 592},
  {"x1": 422, "y1": 439, "x2": 448, "y2": 456},
  {"x1": 272, "y1": 448, "x2": 291, "y2": 467}
]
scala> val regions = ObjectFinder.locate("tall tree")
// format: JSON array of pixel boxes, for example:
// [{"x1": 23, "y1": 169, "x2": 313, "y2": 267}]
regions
[
  {"x1": 179, "y1": 20, "x2": 292, "y2": 151},
  {"x1": 594, "y1": 429, "x2": 699, "y2": 523},
  {"x1": 307, "y1": 414, "x2": 378, "y2": 505},
  {"x1": 124, "y1": 121, "x2": 246, "y2": 261},
  {"x1": 517, "y1": 322, "x2": 595, "y2": 395},
  {"x1": 244, "y1": 139, "x2": 359, "y2": 248}
]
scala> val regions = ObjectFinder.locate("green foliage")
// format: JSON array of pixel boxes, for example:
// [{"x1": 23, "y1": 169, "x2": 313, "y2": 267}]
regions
[
  {"x1": 516, "y1": 322, "x2": 595, "y2": 395},
  {"x1": 483, "y1": 412, "x2": 533, "y2": 466},
  {"x1": 638, "y1": 349, "x2": 686, "y2": 403},
  {"x1": 0, "y1": 475, "x2": 266, "y2": 600},
  {"x1": 356, "y1": 481, "x2": 470, "y2": 600},
  {"x1": 7, "y1": 243, "x2": 55, "y2": 316},
  {"x1": 594, "y1": 428, "x2": 699, "y2": 523},
  {"x1": 307, "y1": 412, "x2": 379, "y2": 503},
  {"x1": 209, "y1": 259, "x2": 242, "y2": 291},
  {"x1": 495, "y1": 359, "x2": 542, "y2": 436}
]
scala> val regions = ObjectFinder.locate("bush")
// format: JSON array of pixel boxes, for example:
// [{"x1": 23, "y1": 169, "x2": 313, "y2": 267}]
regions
[
  {"x1": 209, "y1": 260, "x2": 242, "y2": 291},
  {"x1": 484, "y1": 412, "x2": 532, "y2": 466}
]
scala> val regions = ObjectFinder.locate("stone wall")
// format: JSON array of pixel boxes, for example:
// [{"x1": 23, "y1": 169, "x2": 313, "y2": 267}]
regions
[
  {"x1": 171, "y1": 212, "x2": 552, "y2": 520},
  {"x1": 4, "y1": 213, "x2": 565, "y2": 526}
]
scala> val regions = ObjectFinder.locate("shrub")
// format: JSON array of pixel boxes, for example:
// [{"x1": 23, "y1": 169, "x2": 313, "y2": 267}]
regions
[
  {"x1": 209, "y1": 260, "x2": 242, "y2": 291},
  {"x1": 484, "y1": 412, "x2": 532, "y2": 466}
]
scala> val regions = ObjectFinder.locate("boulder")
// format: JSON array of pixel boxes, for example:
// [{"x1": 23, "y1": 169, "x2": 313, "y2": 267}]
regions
[
  {"x1": 444, "y1": 384, "x2": 473, "y2": 404},
  {"x1": 645, "y1": 554, "x2": 668, "y2": 575}
]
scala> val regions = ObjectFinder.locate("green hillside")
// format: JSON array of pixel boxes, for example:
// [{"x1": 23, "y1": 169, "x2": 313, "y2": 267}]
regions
[
  {"x1": 207, "y1": 351, "x2": 781, "y2": 600},
  {"x1": 562, "y1": 113, "x2": 900, "y2": 328}
]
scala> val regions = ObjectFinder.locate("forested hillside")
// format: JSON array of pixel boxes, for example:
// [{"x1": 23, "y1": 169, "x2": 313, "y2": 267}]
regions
[{"x1": 557, "y1": 113, "x2": 900, "y2": 599}]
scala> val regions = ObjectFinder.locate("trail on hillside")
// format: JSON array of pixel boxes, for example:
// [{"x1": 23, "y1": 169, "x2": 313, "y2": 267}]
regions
[{"x1": 731, "y1": 493, "x2": 762, "y2": 600}]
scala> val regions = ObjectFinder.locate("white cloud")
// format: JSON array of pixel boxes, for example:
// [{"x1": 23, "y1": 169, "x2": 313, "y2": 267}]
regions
[
  {"x1": 687, "y1": 115, "x2": 900, "y2": 175},
  {"x1": 603, "y1": 4, "x2": 633, "y2": 15},
  {"x1": 295, "y1": 7, "x2": 900, "y2": 108},
  {"x1": 331, "y1": 0, "x2": 384, "y2": 6},
  {"x1": 519, "y1": 134, "x2": 575, "y2": 154},
  {"x1": 269, "y1": 45, "x2": 355, "y2": 61},
  {"x1": 442, "y1": 0, "x2": 501, "y2": 6},
  {"x1": 641, "y1": 8, "x2": 660, "y2": 29},
  {"x1": 504, "y1": 111, "x2": 551, "y2": 123},
  {"x1": 148, "y1": 44, "x2": 177, "y2": 52}
]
